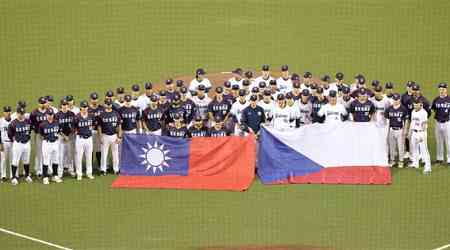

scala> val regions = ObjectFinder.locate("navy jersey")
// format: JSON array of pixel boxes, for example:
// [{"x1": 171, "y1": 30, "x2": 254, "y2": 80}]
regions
[
  {"x1": 182, "y1": 99, "x2": 196, "y2": 123},
  {"x1": 55, "y1": 111, "x2": 75, "y2": 136},
  {"x1": 118, "y1": 106, "x2": 140, "y2": 131},
  {"x1": 209, "y1": 128, "x2": 229, "y2": 137},
  {"x1": 349, "y1": 100, "x2": 376, "y2": 122},
  {"x1": 208, "y1": 98, "x2": 231, "y2": 120},
  {"x1": 39, "y1": 120, "x2": 60, "y2": 142},
  {"x1": 142, "y1": 106, "x2": 164, "y2": 131},
  {"x1": 223, "y1": 94, "x2": 235, "y2": 105},
  {"x1": 98, "y1": 110, "x2": 122, "y2": 135},
  {"x1": 165, "y1": 91, "x2": 177, "y2": 103},
  {"x1": 384, "y1": 105, "x2": 409, "y2": 128},
  {"x1": 88, "y1": 105, "x2": 105, "y2": 129},
  {"x1": 74, "y1": 113, "x2": 95, "y2": 138},
  {"x1": 431, "y1": 96, "x2": 450, "y2": 122},
  {"x1": 30, "y1": 109, "x2": 48, "y2": 132},
  {"x1": 401, "y1": 92, "x2": 414, "y2": 116},
  {"x1": 311, "y1": 96, "x2": 328, "y2": 123},
  {"x1": 8, "y1": 119, "x2": 32, "y2": 143},
  {"x1": 241, "y1": 105, "x2": 266, "y2": 133},
  {"x1": 415, "y1": 95, "x2": 431, "y2": 117},
  {"x1": 165, "y1": 105, "x2": 186, "y2": 124},
  {"x1": 163, "y1": 126, "x2": 189, "y2": 138},
  {"x1": 189, "y1": 126, "x2": 209, "y2": 137}
]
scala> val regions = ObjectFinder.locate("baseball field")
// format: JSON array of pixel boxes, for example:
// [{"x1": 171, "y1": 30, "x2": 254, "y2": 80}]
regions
[{"x1": 1, "y1": 0, "x2": 450, "y2": 249}]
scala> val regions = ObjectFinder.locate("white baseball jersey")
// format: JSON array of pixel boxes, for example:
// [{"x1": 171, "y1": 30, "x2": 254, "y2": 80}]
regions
[
  {"x1": 297, "y1": 101, "x2": 313, "y2": 125},
  {"x1": 70, "y1": 106, "x2": 80, "y2": 115},
  {"x1": 300, "y1": 84, "x2": 312, "y2": 92},
  {"x1": 0, "y1": 117, "x2": 12, "y2": 143},
  {"x1": 135, "y1": 95, "x2": 150, "y2": 112},
  {"x1": 230, "y1": 100, "x2": 249, "y2": 123},
  {"x1": 370, "y1": 95, "x2": 391, "y2": 127},
  {"x1": 323, "y1": 85, "x2": 339, "y2": 97},
  {"x1": 192, "y1": 95, "x2": 212, "y2": 120},
  {"x1": 258, "y1": 100, "x2": 275, "y2": 122},
  {"x1": 276, "y1": 77, "x2": 292, "y2": 93},
  {"x1": 189, "y1": 78, "x2": 212, "y2": 92},
  {"x1": 228, "y1": 78, "x2": 244, "y2": 89},
  {"x1": 50, "y1": 106, "x2": 58, "y2": 113},
  {"x1": 317, "y1": 103, "x2": 348, "y2": 123},
  {"x1": 338, "y1": 96, "x2": 354, "y2": 109},
  {"x1": 272, "y1": 105, "x2": 295, "y2": 130},
  {"x1": 254, "y1": 76, "x2": 274, "y2": 86},
  {"x1": 11, "y1": 112, "x2": 30, "y2": 120},
  {"x1": 287, "y1": 102, "x2": 300, "y2": 128},
  {"x1": 410, "y1": 109, "x2": 428, "y2": 131}
]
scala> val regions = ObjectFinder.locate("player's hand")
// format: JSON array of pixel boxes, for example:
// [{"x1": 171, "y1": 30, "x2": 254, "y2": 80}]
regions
[
  {"x1": 115, "y1": 137, "x2": 122, "y2": 144},
  {"x1": 0, "y1": 144, "x2": 3, "y2": 152}
]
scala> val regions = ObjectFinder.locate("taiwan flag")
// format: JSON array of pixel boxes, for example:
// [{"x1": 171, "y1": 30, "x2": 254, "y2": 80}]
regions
[
  {"x1": 112, "y1": 134, "x2": 256, "y2": 191},
  {"x1": 257, "y1": 123, "x2": 391, "y2": 185}
]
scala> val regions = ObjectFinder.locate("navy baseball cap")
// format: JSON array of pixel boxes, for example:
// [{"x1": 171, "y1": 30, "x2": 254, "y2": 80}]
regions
[
  {"x1": 232, "y1": 68, "x2": 243, "y2": 75},
  {"x1": 301, "y1": 89, "x2": 310, "y2": 96},
  {"x1": 328, "y1": 90, "x2": 337, "y2": 97},
  {"x1": 281, "y1": 65, "x2": 289, "y2": 72},
  {"x1": 116, "y1": 87, "x2": 125, "y2": 94},
  {"x1": 355, "y1": 74, "x2": 365, "y2": 84},
  {"x1": 90, "y1": 92, "x2": 99, "y2": 100},
  {"x1": 104, "y1": 99, "x2": 113, "y2": 106},
  {"x1": 438, "y1": 82, "x2": 448, "y2": 88},
  {"x1": 46, "y1": 108, "x2": 54, "y2": 115},
  {"x1": 38, "y1": 96, "x2": 47, "y2": 104},
  {"x1": 46, "y1": 95, "x2": 54, "y2": 102},
  {"x1": 17, "y1": 107, "x2": 26, "y2": 114},
  {"x1": 244, "y1": 71, "x2": 253, "y2": 78},
  {"x1": 176, "y1": 79, "x2": 184, "y2": 87},
  {"x1": 359, "y1": 87, "x2": 368, "y2": 95},
  {"x1": 144, "y1": 82, "x2": 153, "y2": 90},
  {"x1": 258, "y1": 81, "x2": 267, "y2": 88},
  {"x1": 165, "y1": 79, "x2": 173, "y2": 85},
  {"x1": 374, "y1": 85, "x2": 383, "y2": 92},
  {"x1": 392, "y1": 93, "x2": 401, "y2": 100},
  {"x1": 342, "y1": 86, "x2": 350, "y2": 94},
  {"x1": 179, "y1": 86, "x2": 188, "y2": 94},
  {"x1": 198, "y1": 84, "x2": 206, "y2": 91},
  {"x1": 262, "y1": 64, "x2": 270, "y2": 71},
  {"x1": 60, "y1": 99, "x2": 68, "y2": 106},
  {"x1": 231, "y1": 85, "x2": 240, "y2": 90},
  {"x1": 269, "y1": 80, "x2": 277, "y2": 86},
  {"x1": 239, "y1": 89, "x2": 247, "y2": 97},
  {"x1": 124, "y1": 94, "x2": 132, "y2": 102},
  {"x1": 316, "y1": 87, "x2": 324, "y2": 94},
  {"x1": 291, "y1": 73, "x2": 300, "y2": 81},
  {"x1": 132, "y1": 84, "x2": 140, "y2": 92},
  {"x1": 304, "y1": 72, "x2": 312, "y2": 78},
  {"x1": 310, "y1": 83, "x2": 317, "y2": 90},
  {"x1": 150, "y1": 95, "x2": 158, "y2": 102},
  {"x1": 406, "y1": 81, "x2": 415, "y2": 88},
  {"x1": 412, "y1": 84, "x2": 420, "y2": 91},
  {"x1": 250, "y1": 95, "x2": 258, "y2": 101},
  {"x1": 412, "y1": 97, "x2": 422, "y2": 104},
  {"x1": 17, "y1": 100, "x2": 26, "y2": 108},
  {"x1": 263, "y1": 89, "x2": 272, "y2": 96},
  {"x1": 80, "y1": 100, "x2": 88, "y2": 108},
  {"x1": 106, "y1": 90, "x2": 114, "y2": 97},
  {"x1": 172, "y1": 93, "x2": 181, "y2": 102},
  {"x1": 159, "y1": 90, "x2": 167, "y2": 96},
  {"x1": 277, "y1": 94, "x2": 285, "y2": 100},
  {"x1": 385, "y1": 82, "x2": 394, "y2": 89},
  {"x1": 321, "y1": 75, "x2": 331, "y2": 82},
  {"x1": 285, "y1": 92, "x2": 293, "y2": 99},
  {"x1": 336, "y1": 72, "x2": 344, "y2": 80},
  {"x1": 215, "y1": 86, "x2": 223, "y2": 94},
  {"x1": 223, "y1": 81, "x2": 231, "y2": 88},
  {"x1": 242, "y1": 79, "x2": 251, "y2": 86},
  {"x1": 293, "y1": 81, "x2": 301, "y2": 89},
  {"x1": 196, "y1": 68, "x2": 205, "y2": 75},
  {"x1": 371, "y1": 80, "x2": 380, "y2": 87},
  {"x1": 3, "y1": 106, "x2": 12, "y2": 112},
  {"x1": 251, "y1": 87, "x2": 259, "y2": 93}
]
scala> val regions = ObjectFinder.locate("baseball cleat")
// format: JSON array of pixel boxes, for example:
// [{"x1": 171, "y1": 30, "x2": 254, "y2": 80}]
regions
[
  {"x1": 87, "y1": 175, "x2": 95, "y2": 180},
  {"x1": 433, "y1": 160, "x2": 443, "y2": 164},
  {"x1": 43, "y1": 177, "x2": 49, "y2": 185},
  {"x1": 11, "y1": 178, "x2": 18, "y2": 185},
  {"x1": 114, "y1": 171, "x2": 120, "y2": 175},
  {"x1": 100, "y1": 171, "x2": 107, "y2": 176},
  {"x1": 388, "y1": 161, "x2": 394, "y2": 167},
  {"x1": 397, "y1": 162, "x2": 404, "y2": 168},
  {"x1": 52, "y1": 176, "x2": 63, "y2": 183},
  {"x1": 408, "y1": 164, "x2": 418, "y2": 169},
  {"x1": 25, "y1": 176, "x2": 33, "y2": 183},
  {"x1": 423, "y1": 170, "x2": 431, "y2": 175},
  {"x1": 77, "y1": 175, "x2": 82, "y2": 181}
]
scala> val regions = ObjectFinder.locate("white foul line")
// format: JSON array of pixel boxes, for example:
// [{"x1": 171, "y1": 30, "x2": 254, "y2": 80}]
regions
[
  {"x1": 432, "y1": 243, "x2": 450, "y2": 250},
  {"x1": 220, "y1": 71, "x2": 231, "y2": 74},
  {"x1": 0, "y1": 227, "x2": 74, "y2": 250}
]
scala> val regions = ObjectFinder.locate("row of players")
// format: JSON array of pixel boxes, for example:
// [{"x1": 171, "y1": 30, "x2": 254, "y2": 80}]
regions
[{"x1": 1, "y1": 68, "x2": 449, "y2": 185}]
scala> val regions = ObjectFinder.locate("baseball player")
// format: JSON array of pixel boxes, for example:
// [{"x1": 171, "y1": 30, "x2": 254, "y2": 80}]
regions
[
  {"x1": 118, "y1": 95, "x2": 141, "y2": 134},
  {"x1": 46, "y1": 95, "x2": 58, "y2": 113},
  {"x1": 290, "y1": 80, "x2": 302, "y2": 101},
  {"x1": 165, "y1": 93, "x2": 187, "y2": 125},
  {"x1": 348, "y1": 88, "x2": 376, "y2": 122},
  {"x1": 142, "y1": 95, "x2": 165, "y2": 135},
  {"x1": 180, "y1": 87, "x2": 196, "y2": 124},
  {"x1": 258, "y1": 89, "x2": 275, "y2": 126},
  {"x1": 105, "y1": 90, "x2": 120, "y2": 112},
  {"x1": 192, "y1": 84, "x2": 212, "y2": 121},
  {"x1": 317, "y1": 90, "x2": 348, "y2": 123},
  {"x1": 189, "y1": 115, "x2": 209, "y2": 137},
  {"x1": 370, "y1": 85, "x2": 391, "y2": 127},
  {"x1": 243, "y1": 71, "x2": 256, "y2": 88},
  {"x1": 277, "y1": 65, "x2": 292, "y2": 93},
  {"x1": 321, "y1": 75, "x2": 333, "y2": 97},
  {"x1": 228, "y1": 68, "x2": 244, "y2": 88},
  {"x1": 338, "y1": 86, "x2": 353, "y2": 109},
  {"x1": 131, "y1": 84, "x2": 140, "y2": 103},
  {"x1": 269, "y1": 80, "x2": 279, "y2": 96},
  {"x1": 384, "y1": 93, "x2": 409, "y2": 168},
  {"x1": 431, "y1": 82, "x2": 450, "y2": 165},
  {"x1": 0, "y1": 106, "x2": 13, "y2": 180},
  {"x1": 241, "y1": 79, "x2": 251, "y2": 92},
  {"x1": 385, "y1": 82, "x2": 395, "y2": 104},
  {"x1": 158, "y1": 90, "x2": 170, "y2": 113},
  {"x1": 331, "y1": 72, "x2": 347, "y2": 93},
  {"x1": 230, "y1": 89, "x2": 249, "y2": 134},
  {"x1": 98, "y1": 99, "x2": 122, "y2": 175},
  {"x1": 209, "y1": 116, "x2": 230, "y2": 137},
  {"x1": 254, "y1": 65, "x2": 274, "y2": 87},
  {"x1": 285, "y1": 93, "x2": 300, "y2": 128},
  {"x1": 222, "y1": 81, "x2": 235, "y2": 104},
  {"x1": 241, "y1": 95, "x2": 266, "y2": 135},
  {"x1": 272, "y1": 94, "x2": 295, "y2": 131},
  {"x1": 401, "y1": 81, "x2": 415, "y2": 160},
  {"x1": 409, "y1": 98, "x2": 431, "y2": 174},
  {"x1": 7, "y1": 107, "x2": 33, "y2": 185},
  {"x1": 163, "y1": 113, "x2": 189, "y2": 138},
  {"x1": 56, "y1": 99, "x2": 76, "y2": 177},
  {"x1": 74, "y1": 101, "x2": 95, "y2": 180},
  {"x1": 189, "y1": 68, "x2": 211, "y2": 94},
  {"x1": 176, "y1": 79, "x2": 185, "y2": 92},
  {"x1": 311, "y1": 87, "x2": 328, "y2": 123},
  {"x1": 207, "y1": 87, "x2": 232, "y2": 125},
  {"x1": 297, "y1": 89, "x2": 313, "y2": 126},
  {"x1": 30, "y1": 96, "x2": 49, "y2": 177},
  {"x1": 11, "y1": 101, "x2": 29, "y2": 120},
  {"x1": 88, "y1": 92, "x2": 105, "y2": 168},
  {"x1": 135, "y1": 82, "x2": 153, "y2": 112},
  {"x1": 65, "y1": 95, "x2": 80, "y2": 115},
  {"x1": 39, "y1": 109, "x2": 63, "y2": 184},
  {"x1": 164, "y1": 79, "x2": 177, "y2": 102}
]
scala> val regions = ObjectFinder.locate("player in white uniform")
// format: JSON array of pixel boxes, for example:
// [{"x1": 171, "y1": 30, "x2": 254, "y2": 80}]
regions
[
  {"x1": 253, "y1": 64, "x2": 274, "y2": 89},
  {"x1": 297, "y1": 89, "x2": 313, "y2": 126},
  {"x1": 370, "y1": 86, "x2": 391, "y2": 127},
  {"x1": 11, "y1": 101, "x2": 30, "y2": 120},
  {"x1": 114, "y1": 87, "x2": 126, "y2": 108},
  {"x1": 0, "y1": 106, "x2": 13, "y2": 180},
  {"x1": 230, "y1": 90, "x2": 249, "y2": 134},
  {"x1": 285, "y1": 93, "x2": 300, "y2": 128},
  {"x1": 272, "y1": 94, "x2": 296, "y2": 131},
  {"x1": 192, "y1": 84, "x2": 212, "y2": 121},
  {"x1": 228, "y1": 68, "x2": 244, "y2": 89},
  {"x1": 135, "y1": 82, "x2": 153, "y2": 112},
  {"x1": 385, "y1": 82, "x2": 395, "y2": 105},
  {"x1": 258, "y1": 89, "x2": 275, "y2": 126},
  {"x1": 337, "y1": 86, "x2": 353, "y2": 110},
  {"x1": 330, "y1": 72, "x2": 345, "y2": 93},
  {"x1": 189, "y1": 68, "x2": 212, "y2": 94},
  {"x1": 318, "y1": 90, "x2": 347, "y2": 123},
  {"x1": 409, "y1": 98, "x2": 431, "y2": 174},
  {"x1": 276, "y1": 65, "x2": 292, "y2": 93}
]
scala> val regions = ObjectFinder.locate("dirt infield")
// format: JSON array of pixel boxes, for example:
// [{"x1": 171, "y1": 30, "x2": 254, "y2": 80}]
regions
[{"x1": 199, "y1": 245, "x2": 334, "y2": 250}]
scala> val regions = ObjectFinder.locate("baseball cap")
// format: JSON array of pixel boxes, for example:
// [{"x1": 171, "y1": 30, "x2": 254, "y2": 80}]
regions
[
  {"x1": 293, "y1": 81, "x2": 301, "y2": 89},
  {"x1": 242, "y1": 79, "x2": 251, "y2": 86},
  {"x1": 355, "y1": 74, "x2": 365, "y2": 84},
  {"x1": 144, "y1": 82, "x2": 153, "y2": 90},
  {"x1": 392, "y1": 93, "x2": 401, "y2": 100},
  {"x1": 336, "y1": 72, "x2": 344, "y2": 80},
  {"x1": 116, "y1": 87, "x2": 125, "y2": 94},
  {"x1": 17, "y1": 100, "x2": 26, "y2": 108},
  {"x1": 316, "y1": 87, "x2": 324, "y2": 94},
  {"x1": 328, "y1": 90, "x2": 337, "y2": 98},
  {"x1": 215, "y1": 86, "x2": 223, "y2": 94},
  {"x1": 46, "y1": 108, "x2": 54, "y2": 115},
  {"x1": 196, "y1": 68, "x2": 205, "y2": 75},
  {"x1": 412, "y1": 97, "x2": 422, "y2": 104},
  {"x1": 60, "y1": 99, "x2": 68, "y2": 106},
  {"x1": 165, "y1": 79, "x2": 173, "y2": 85},
  {"x1": 239, "y1": 89, "x2": 247, "y2": 97},
  {"x1": 172, "y1": 93, "x2": 181, "y2": 102},
  {"x1": 223, "y1": 81, "x2": 231, "y2": 88},
  {"x1": 371, "y1": 80, "x2": 380, "y2": 87},
  {"x1": 150, "y1": 95, "x2": 158, "y2": 102},
  {"x1": 232, "y1": 68, "x2": 243, "y2": 75},
  {"x1": 38, "y1": 96, "x2": 47, "y2": 104},
  {"x1": 104, "y1": 99, "x2": 113, "y2": 106},
  {"x1": 132, "y1": 84, "x2": 140, "y2": 92},
  {"x1": 359, "y1": 87, "x2": 368, "y2": 95},
  {"x1": 90, "y1": 92, "x2": 99, "y2": 100},
  {"x1": 231, "y1": 85, "x2": 240, "y2": 90},
  {"x1": 17, "y1": 107, "x2": 26, "y2": 114},
  {"x1": 80, "y1": 100, "x2": 88, "y2": 108},
  {"x1": 291, "y1": 73, "x2": 300, "y2": 81},
  {"x1": 277, "y1": 94, "x2": 285, "y2": 100},
  {"x1": 301, "y1": 89, "x2": 310, "y2": 96},
  {"x1": 263, "y1": 89, "x2": 272, "y2": 96},
  {"x1": 251, "y1": 87, "x2": 259, "y2": 93},
  {"x1": 106, "y1": 90, "x2": 114, "y2": 97},
  {"x1": 3, "y1": 106, "x2": 12, "y2": 112},
  {"x1": 321, "y1": 75, "x2": 331, "y2": 82},
  {"x1": 269, "y1": 80, "x2": 277, "y2": 86},
  {"x1": 285, "y1": 92, "x2": 293, "y2": 99},
  {"x1": 258, "y1": 81, "x2": 267, "y2": 88},
  {"x1": 342, "y1": 86, "x2": 350, "y2": 94},
  {"x1": 261, "y1": 64, "x2": 270, "y2": 71},
  {"x1": 281, "y1": 65, "x2": 289, "y2": 72},
  {"x1": 406, "y1": 81, "x2": 415, "y2": 88},
  {"x1": 244, "y1": 71, "x2": 253, "y2": 78},
  {"x1": 412, "y1": 84, "x2": 420, "y2": 91},
  {"x1": 374, "y1": 85, "x2": 383, "y2": 92},
  {"x1": 124, "y1": 94, "x2": 132, "y2": 102},
  {"x1": 46, "y1": 95, "x2": 54, "y2": 102},
  {"x1": 250, "y1": 95, "x2": 258, "y2": 101},
  {"x1": 304, "y1": 72, "x2": 312, "y2": 78},
  {"x1": 179, "y1": 86, "x2": 188, "y2": 94},
  {"x1": 385, "y1": 82, "x2": 394, "y2": 89},
  {"x1": 438, "y1": 82, "x2": 448, "y2": 88},
  {"x1": 176, "y1": 79, "x2": 184, "y2": 87},
  {"x1": 310, "y1": 83, "x2": 318, "y2": 90},
  {"x1": 198, "y1": 84, "x2": 206, "y2": 91},
  {"x1": 159, "y1": 90, "x2": 167, "y2": 96}
]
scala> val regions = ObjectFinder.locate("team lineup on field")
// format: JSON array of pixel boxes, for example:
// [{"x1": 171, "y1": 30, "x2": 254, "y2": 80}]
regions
[{"x1": 1, "y1": 64, "x2": 449, "y2": 186}]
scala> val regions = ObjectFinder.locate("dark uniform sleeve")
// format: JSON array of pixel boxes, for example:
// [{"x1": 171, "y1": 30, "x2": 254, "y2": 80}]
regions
[
  {"x1": 384, "y1": 107, "x2": 390, "y2": 119},
  {"x1": 348, "y1": 101, "x2": 355, "y2": 114},
  {"x1": 422, "y1": 98, "x2": 432, "y2": 117},
  {"x1": 369, "y1": 102, "x2": 376, "y2": 115},
  {"x1": 431, "y1": 98, "x2": 437, "y2": 112},
  {"x1": 7, "y1": 122, "x2": 15, "y2": 141},
  {"x1": 240, "y1": 108, "x2": 248, "y2": 126}
]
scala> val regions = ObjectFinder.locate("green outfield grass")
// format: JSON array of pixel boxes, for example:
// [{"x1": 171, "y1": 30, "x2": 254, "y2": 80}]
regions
[{"x1": 0, "y1": 0, "x2": 449, "y2": 249}]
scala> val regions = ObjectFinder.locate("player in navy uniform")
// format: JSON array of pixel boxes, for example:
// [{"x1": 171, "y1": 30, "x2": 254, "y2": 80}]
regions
[
  {"x1": 8, "y1": 107, "x2": 33, "y2": 185},
  {"x1": 208, "y1": 87, "x2": 232, "y2": 126},
  {"x1": 39, "y1": 109, "x2": 63, "y2": 184},
  {"x1": 188, "y1": 115, "x2": 209, "y2": 137},
  {"x1": 165, "y1": 79, "x2": 177, "y2": 102},
  {"x1": 222, "y1": 81, "x2": 235, "y2": 104},
  {"x1": 97, "y1": 99, "x2": 123, "y2": 175},
  {"x1": 209, "y1": 116, "x2": 229, "y2": 137},
  {"x1": 115, "y1": 87, "x2": 126, "y2": 107},
  {"x1": 142, "y1": 95, "x2": 164, "y2": 135},
  {"x1": 88, "y1": 92, "x2": 105, "y2": 168},
  {"x1": 180, "y1": 87, "x2": 196, "y2": 124},
  {"x1": 385, "y1": 93, "x2": 409, "y2": 168},
  {"x1": 310, "y1": 87, "x2": 328, "y2": 123},
  {"x1": 163, "y1": 113, "x2": 189, "y2": 138},
  {"x1": 158, "y1": 90, "x2": 170, "y2": 113},
  {"x1": 30, "y1": 96, "x2": 49, "y2": 177},
  {"x1": 104, "y1": 90, "x2": 121, "y2": 111},
  {"x1": 431, "y1": 82, "x2": 450, "y2": 165},
  {"x1": 56, "y1": 99, "x2": 76, "y2": 177},
  {"x1": 349, "y1": 88, "x2": 376, "y2": 122},
  {"x1": 118, "y1": 95, "x2": 141, "y2": 134},
  {"x1": 165, "y1": 92, "x2": 187, "y2": 124},
  {"x1": 74, "y1": 101, "x2": 95, "y2": 180}
]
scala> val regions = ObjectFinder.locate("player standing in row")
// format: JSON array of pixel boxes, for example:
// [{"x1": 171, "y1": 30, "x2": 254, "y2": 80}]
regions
[
  {"x1": 0, "y1": 106, "x2": 13, "y2": 180},
  {"x1": 370, "y1": 85, "x2": 391, "y2": 127},
  {"x1": 272, "y1": 94, "x2": 295, "y2": 131},
  {"x1": 230, "y1": 89, "x2": 249, "y2": 135},
  {"x1": 189, "y1": 68, "x2": 212, "y2": 94},
  {"x1": 56, "y1": 99, "x2": 76, "y2": 177},
  {"x1": 348, "y1": 88, "x2": 375, "y2": 122},
  {"x1": 317, "y1": 90, "x2": 348, "y2": 123},
  {"x1": 98, "y1": 99, "x2": 122, "y2": 175},
  {"x1": 277, "y1": 65, "x2": 292, "y2": 93},
  {"x1": 7, "y1": 107, "x2": 33, "y2": 185},
  {"x1": 189, "y1": 115, "x2": 209, "y2": 137},
  {"x1": 431, "y1": 82, "x2": 450, "y2": 165},
  {"x1": 30, "y1": 97, "x2": 49, "y2": 177},
  {"x1": 409, "y1": 98, "x2": 431, "y2": 174},
  {"x1": 142, "y1": 95, "x2": 164, "y2": 135},
  {"x1": 385, "y1": 93, "x2": 409, "y2": 168},
  {"x1": 241, "y1": 95, "x2": 266, "y2": 136},
  {"x1": 74, "y1": 101, "x2": 95, "y2": 180},
  {"x1": 39, "y1": 109, "x2": 63, "y2": 184},
  {"x1": 88, "y1": 92, "x2": 105, "y2": 169},
  {"x1": 192, "y1": 84, "x2": 211, "y2": 121},
  {"x1": 118, "y1": 94, "x2": 141, "y2": 134},
  {"x1": 297, "y1": 89, "x2": 313, "y2": 126}
]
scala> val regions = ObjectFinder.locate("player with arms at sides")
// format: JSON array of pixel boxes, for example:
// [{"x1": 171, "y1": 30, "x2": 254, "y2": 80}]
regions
[
  {"x1": 209, "y1": 116, "x2": 230, "y2": 137},
  {"x1": 7, "y1": 107, "x2": 32, "y2": 185},
  {"x1": 164, "y1": 79, "x2": 177, "y2": 102},
  {"x1": 97, "y1": 99, "x2": 122, "y2": 176},
  {"x1": 258, "y1": 89, "x2": 275, "y2": 126},
  {"x1": 370, "y1": 85, "x2": 391, "y2": 127},
  {"x1": 56, "y1": 99, "x2": 76, "y2": 178},
  {"x1": 180, "y1": 87, "x2": 196, "y2": 125},
  {"x1": 277, "y1": 65, "x2": 292, "y2": 94},
  {"x1": 74, "y1": 101, "x2": 95, "y2": 180},
  {"x1": 385, "y1": 82, "x2": 395, "y2": 104},
  {"x1": 189, "y1": 68, "x2": 212, "y2": 94},
  {"x1": 297, "y1": 89, "x2": 313, "y2": 127},
  {"x1": 254, "y1": 64, "x2": 274, "y2": 88},
  {"x1": 285, "y1": 93, "x2": 300, "y2": 128},
  {"x1": 208, "y1": 87, "x2": 231, "y2": 127},
  {"x1": 39, "y1": 109, "x2": 64, "y2": 184},
  {"x1": 317, "y1": 90, "x2": 348, "y2": 124},
  {"x1": 114, "y1": 87, "x2": 126, "y2": 108},
  {"x1": 384, "y1": 93, "x2": 409, "y2": 168},
  {"x1": 337, "y1": 86, "x2": 353, "y2": 110},
  {"x1": 228, "y1": 68, "x2": 244, "y2": 88},
  {"x1": 0, "y1": 106, "x2": 13, "y2": 180},
  {"x1": 192, "y1": 84, "x2": 212, "y2": 121},
  {"x1": 118, "y1": 94, "x2": 141, "y2": 134},
  {"x1": 135, "y1": 82, "x2": 154, "y2": 113},
  {"x1": 163, "y1": 113, "x2": 189, "y2": 138},
  {"x1": 230, "y1": 89, "x2": 249, "y2": 135},
  {"x1": 241, "y1": 95, "x2": 266, "y2": 137},
  {"x1": 189, "y1": 115, "x2": 209, "y2": 137},
  {"x1": 45, "y1": 95, "x2": 58, "y2": 113},
  {"x1": 222, "y1": 81, "x2": 235, "y2": 104},
  {"x1": 88, "y1": 92, "x2": 104, "y2": 169},
  {"x1": 431, "y1": 82, "x2": 450, "y2": 165},
  {"x1": 30, "y1": 96, "x2": 49, "y2": 177},
  {"x1": 348, "y1": 88, "x2": 376, "y2": 122},
  {"x1": 310, "y1": 87, "x2": 328, "y2": 124},
  {"x1": 142, "y1": 95, "x2": 165, "y2": 136},
  {"x1": 271, "y1": 94, "x2": 296, "y2": 131},
  {"x1": 409, "y1": 98, "x2": 431, "y2": 174},
  {"x1": 290, "y1": 79, "x2": 302, "y2": 101}
]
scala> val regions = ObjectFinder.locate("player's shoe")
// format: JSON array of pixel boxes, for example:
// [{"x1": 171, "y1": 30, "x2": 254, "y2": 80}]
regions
[
  {"x1": 25, "y1": 176, "x2": 33, "y2": 183},
  {"x1": 1, "y1": 177, "x2": 7, "y2": 183},
  {"x1": 408, "y1": 164, "x2": 418, "y2": 169},
  {"x1": 87, "y1": 175, "x2": 95, "y2": 180},
  {"x1": 397, "y1": 162, "x2": 404, "y2": 168},
  {"x1": 114, "y1": 171, "x2": 120, "y2": 175},
  {"x1": 43, "y1": 177, "x2": 49, "y2": 185},
  {"x1": 433, "y1": 160, "x2": 443, "y2": 165},
  {"x1": 100, "y1": 171, "x2": 107, "y2": 176},
  {"x1": 11, "y1": 178, "x2": 18, "y2": 185},
  {"x1": 388, "y1": 161, "x2": 395, "y2": 167},
  {"x1": 423, "y1": 170, "x2": 431, "y2": 175},
  {"x1": 403, "y1": 152, "x2": 410, "y2": 160},
  {"x1": 77, "y1": 175, "x2": 82, "y2": 181},
  {"x1": 52, "y1": 176, "x2": 63, "y2": 183}
]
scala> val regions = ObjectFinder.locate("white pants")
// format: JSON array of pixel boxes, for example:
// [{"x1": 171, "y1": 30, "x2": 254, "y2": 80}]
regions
[
  {"x1": 100, "y1": 134, "x2": 119, "y2": 172},
  {"x1": 146, "y1": 129, "x2": 161, "y2": 136},
  {"x1": 388, "y1": 128, "x2": 404, "y2": 162},
  {"x1": 75, "y1": 136, "x2": 93, "y2": 176},
  {"x1": 1, "y1": 141, "x2": 12, "y2": 178},
  {"x1": 42, "y1": 140, "x2": 60, "y2": 167},
  {"x1": 411, "y1": 131, "x2": 431, "y2": 172},
  {"x1": 33, "y1": 133, "x2": 43, "y2": 174},
  {"x1": 92, "y1": 130, "x2": 101, "y2": 153},
  {"x1": 12, "y1": 141, "x2": 31, "y2": 167},
  {"x1": 59, "y1": 135, "x2": 74, "y2": 175},
  {"x1": 434, "y1": 120, "x2": 450, "y2": 162}
]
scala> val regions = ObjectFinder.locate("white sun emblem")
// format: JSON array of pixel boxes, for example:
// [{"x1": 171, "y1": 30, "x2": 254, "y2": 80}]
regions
[{"x1": 139, "y1": 141, "x2": 171, "y2": 173}]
